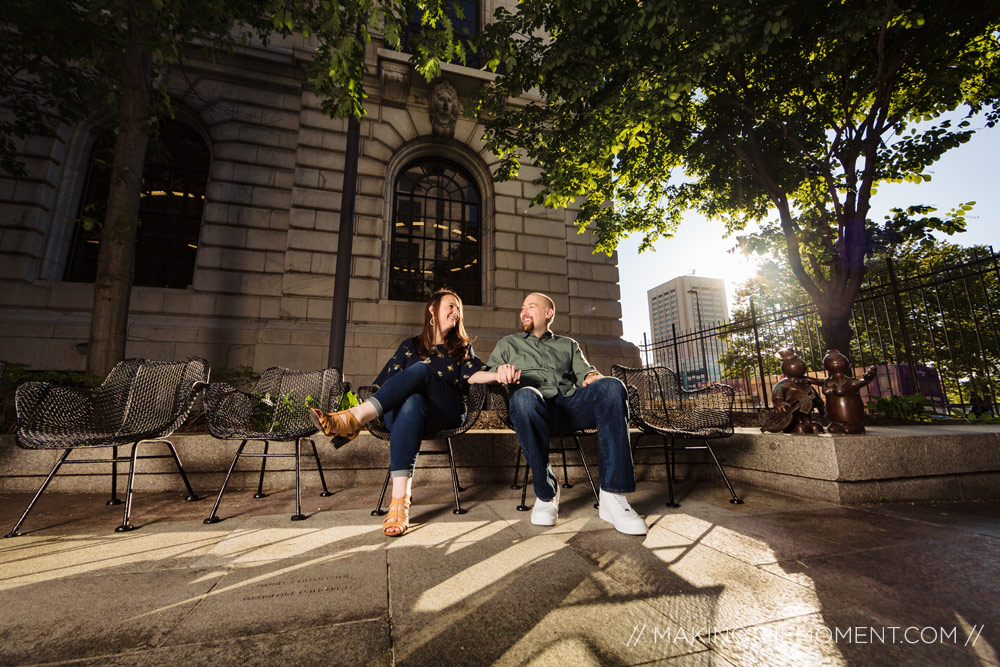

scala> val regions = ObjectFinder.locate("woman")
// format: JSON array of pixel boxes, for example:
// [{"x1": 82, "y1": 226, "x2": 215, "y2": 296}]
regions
[{"x1": 310, "y1": 289, "x2": 519, "y2": 537}]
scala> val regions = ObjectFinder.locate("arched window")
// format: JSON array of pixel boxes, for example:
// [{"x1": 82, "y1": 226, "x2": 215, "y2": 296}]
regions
[
  {"x1": 390, "y1": 158, "x2": 481, "y2": 305},
  {"x1": 64, "y1": 119, "x2": 209, "y2": 288}
]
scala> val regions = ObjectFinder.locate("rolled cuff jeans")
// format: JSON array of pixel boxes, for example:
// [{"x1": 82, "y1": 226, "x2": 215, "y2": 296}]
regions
[
  {"x1": 508, "y1": 376, "x2": 636, "y2": 501},
  {"x1": 371, "y1": 362, "x2": 465, "y2": 477}
]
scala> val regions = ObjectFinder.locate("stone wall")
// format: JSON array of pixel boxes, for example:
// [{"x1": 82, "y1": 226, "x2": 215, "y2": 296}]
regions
[{"x1": 0, "y1": 22, "x2": 639, "y2": 386}]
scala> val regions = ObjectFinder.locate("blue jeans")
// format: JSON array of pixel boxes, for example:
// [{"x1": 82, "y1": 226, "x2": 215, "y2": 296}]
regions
[
  {"x1": 370, "y1": 363, "x2": 465, "y2": 477},
  {"x1": 509, "y1": 377, "x2": 636, "y2": 501}
]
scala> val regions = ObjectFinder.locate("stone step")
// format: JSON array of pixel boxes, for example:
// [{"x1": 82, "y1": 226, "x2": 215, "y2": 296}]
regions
[{"x1": 2, "y1": 426, "x2": 998, "y2": 504}]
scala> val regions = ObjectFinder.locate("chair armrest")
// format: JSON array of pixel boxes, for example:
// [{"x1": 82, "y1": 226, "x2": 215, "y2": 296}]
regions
[
  {"x1": 203, "y1": 382, "x2": 273, "y2": 436},
  {"x1": 459, "y1": 383, "x2": 487, "y2": 429},
  {"x1": 487, "y1": 383, "x2": 515, "y2": 429},
  {"x1": 203, "y1": 382, "x2": 255, "y2": 412},
  {"x1": 674, "y1": 383, "x2": 735, "y2": 434},
  {"x1": 15, "y1": 382, "x2": 95, "y2": 431}
]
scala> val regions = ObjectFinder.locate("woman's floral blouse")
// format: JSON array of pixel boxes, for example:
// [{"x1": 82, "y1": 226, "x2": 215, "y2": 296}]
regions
[{"x1": 373, "y1": 337, "x2": 487, "y2": 398}]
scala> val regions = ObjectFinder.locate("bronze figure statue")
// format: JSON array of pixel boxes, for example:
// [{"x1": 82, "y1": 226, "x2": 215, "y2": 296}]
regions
[
  {"x1": 760, "y1": 348, "x2": 825, "y2": 434},
  {"x1": 821, "y1": 349, "x2": 877, "y2": 434}
]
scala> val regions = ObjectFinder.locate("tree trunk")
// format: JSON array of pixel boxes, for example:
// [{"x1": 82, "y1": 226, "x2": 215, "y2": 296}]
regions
[
  {"x1": 86, "y1": 16, "x2": 153, "y2": 376},
  {"x1": 817, "y1": 310, "x2": 854, "y2": 359}
]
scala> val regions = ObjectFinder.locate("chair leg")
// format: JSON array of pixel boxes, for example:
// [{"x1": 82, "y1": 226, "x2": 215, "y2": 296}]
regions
[
  {"x1": 559, "y1": 441, "x2": 573, "y2": 489},
  {"x1": 670, "y1": 440, "x2": 678, "y2": 483},
  {"x1": 115, "y1": 442, "x2": 141, "y2": 533},
  {"x1": 573, "y1": 436, "x2": 600, "y2": 509},
  {"x1": 205, "y1": 440, "x2": 247, "y2": 524},
  {"x1": 511, "y1": 448, "x2": 523, "y2": 489},
  {"x1": 4, "y1": 448, "x2": 73, "y2": 537},
  {"x1": 371, "y1": 468, "x2": 391, "y2": 516},
  {"x1": 516, "y1": 458, "x2": 530, "y2": 512},
  {"x1": 107, "y1": 445, "x2": 122, "y2": 506},
  {"x1": 254, "y1": 441, "x2": 269, "y2": 498},
  {"x1": 162, "y1": 440, "x2": 199, "y2": 501},
  {"x1": 664, "y1": 435, "x2": 679, "y2": 508},
  {"x1": 310, "y1": 439, "x2": 333, "y2": 497},
  {"x1": 704, "y1": 440, "x2": 743, "y2": 505},
  {"x1": 291, "y1": 438, "x2": 306, "y2": 521},
  {"x1": 446, "y1": 437, "x2": 467, "y2": 515}
]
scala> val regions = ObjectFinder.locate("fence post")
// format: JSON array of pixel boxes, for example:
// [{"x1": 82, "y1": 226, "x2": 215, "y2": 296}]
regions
[
  {"x1": 750, "y1": 298, "x2": 769, "y2": 409},
  {"x1": 671, "y1": 323, "x2": 683, "y2": 389},
  {"x1": 886, "y1": 256, "x2": 917, "y2": 388}
]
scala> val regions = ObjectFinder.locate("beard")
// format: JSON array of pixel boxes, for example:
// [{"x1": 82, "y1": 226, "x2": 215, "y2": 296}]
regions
[{"x1": 520, "y1": 317, "x2": 533, "y2": 333}]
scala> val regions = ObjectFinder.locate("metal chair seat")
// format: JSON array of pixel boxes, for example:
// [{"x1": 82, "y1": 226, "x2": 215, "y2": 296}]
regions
[
  {"x1": 359, "y1": 382, "x2": 487, "y2": 516},
  {"x1": 612, "y1": 364, "x2": 742, "y2": 507},
  {"x1": 488, "y1": 384, "x2": 600, "y2": 511},
  {"x1": 6, "y1": 358, "x2": 209, "y2": 536},
  {"x1": 202, "y1": 367, "x2": 347, "y2": 523}
]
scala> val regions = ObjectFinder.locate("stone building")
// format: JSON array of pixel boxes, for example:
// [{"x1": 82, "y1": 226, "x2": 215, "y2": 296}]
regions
[{"x1": 0, "y1": 3, "x2": 638, "y2": 386}]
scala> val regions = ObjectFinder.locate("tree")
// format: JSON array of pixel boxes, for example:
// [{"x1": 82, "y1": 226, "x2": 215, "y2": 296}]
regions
[
  {"x1": 2, "y1": 0, "x2": 466, "y2": 375},
  {"x1": 721, "y1": 235, "x2": 999, "y2": 408},
  {"x1": 478, "y1": 0, "x2": 1000, "y2": 353}
]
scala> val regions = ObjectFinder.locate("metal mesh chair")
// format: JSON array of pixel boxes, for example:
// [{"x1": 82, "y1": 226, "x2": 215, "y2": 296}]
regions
[
  {"x1": 202, "y1": 367, "x2": 347, "y2": 523},
  {"x1": 611, "y1": 364, "x2": 743, "y2": 507},
  {"x1": 6, "y1": 358, "x2": 209, "y2": 536},
  {"x1": 359, "y1": 382, "x2": 487, "y2": 516},
  {"x1": 488, "y1": 384, "x2": 600, "y2": 512}
]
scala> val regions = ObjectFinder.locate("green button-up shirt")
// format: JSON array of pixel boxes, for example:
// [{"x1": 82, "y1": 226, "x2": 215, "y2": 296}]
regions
[{"x1": 487, "y1": 331, "x2": 598, "y2": 399}]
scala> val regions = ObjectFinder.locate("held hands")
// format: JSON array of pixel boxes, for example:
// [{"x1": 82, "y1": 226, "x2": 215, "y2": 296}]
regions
[{"x1": 495, "y1": 363, "x2": 521, "y2": 385}]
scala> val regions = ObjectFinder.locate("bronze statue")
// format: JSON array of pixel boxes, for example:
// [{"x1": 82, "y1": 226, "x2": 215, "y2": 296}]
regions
[
  {"x1": 760, "y1": 348, "x2": 825, "y2": 434},
  {"x1": 821, "y1": 349, "x2": 877, "y2": 434}
]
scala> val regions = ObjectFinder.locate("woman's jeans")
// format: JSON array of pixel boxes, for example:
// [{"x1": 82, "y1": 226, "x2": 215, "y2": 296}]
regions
[
  {"x1": 370, "y1": 363, "x2": 465, "y2": 477},
  {"x1": 508, "y1": 377, "x2": 636, "y2": 501}
]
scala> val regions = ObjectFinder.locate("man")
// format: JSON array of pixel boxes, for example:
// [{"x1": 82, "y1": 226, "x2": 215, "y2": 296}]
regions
[{"x1": 488, "y1": 293, "x2": 647, "y2": 535}]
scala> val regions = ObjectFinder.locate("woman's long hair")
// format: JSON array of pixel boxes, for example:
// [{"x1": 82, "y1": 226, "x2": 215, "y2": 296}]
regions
[{"x1": 415, "y1": 288, "x2": 473, "y2": 361}]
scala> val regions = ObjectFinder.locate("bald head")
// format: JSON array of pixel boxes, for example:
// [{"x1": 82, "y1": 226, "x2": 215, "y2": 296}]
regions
[{"x1": 520, "y1": 292, "x2": 555, "y2": 336}]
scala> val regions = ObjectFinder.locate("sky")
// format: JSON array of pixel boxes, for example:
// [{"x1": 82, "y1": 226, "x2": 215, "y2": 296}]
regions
[{"x1": 615, "y1": 121, "x2": 1000, "y2": 347}]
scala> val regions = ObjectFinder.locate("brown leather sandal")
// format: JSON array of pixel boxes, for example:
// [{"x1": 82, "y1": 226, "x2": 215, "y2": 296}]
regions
[
  {"x1": 309, "y1": 408, "x2": 362, "y2": 448},
  {"x1": 382, "y1": 496, "x2": 411, "y2": 537}
]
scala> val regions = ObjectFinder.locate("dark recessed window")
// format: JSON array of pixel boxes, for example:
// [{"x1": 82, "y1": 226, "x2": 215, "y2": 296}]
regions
[
  {"x1": 401, "y1": 1, "x2": 483, "y2": 68},
  {"x1": 390, "y1": 158, "x2": 481, "y2": 305},
  {"x1": 64, "y1": 119, "x2": 209, "y2": 289}
]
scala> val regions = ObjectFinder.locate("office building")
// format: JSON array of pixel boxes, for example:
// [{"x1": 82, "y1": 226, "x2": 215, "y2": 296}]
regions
[{"x1": 647, "y1": 275, "x2": 728, "y2": 385}]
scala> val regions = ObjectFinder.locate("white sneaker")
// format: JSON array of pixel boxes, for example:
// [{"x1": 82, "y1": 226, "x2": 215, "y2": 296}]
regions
[
  {"x1": 599, "y1": 489, "x2": 648, "y2": 535},
  {"x1": 530, "y1": 485, "x2": 560, "y2": 526}
]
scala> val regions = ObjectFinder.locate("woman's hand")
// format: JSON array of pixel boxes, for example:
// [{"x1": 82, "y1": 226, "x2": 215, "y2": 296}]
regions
[
  {"x1": 495, "y1": 363, "x2": 521, "y2": 385},
  {"x1": 468, "y1": 364, "x2": 521, "y2": 385}
]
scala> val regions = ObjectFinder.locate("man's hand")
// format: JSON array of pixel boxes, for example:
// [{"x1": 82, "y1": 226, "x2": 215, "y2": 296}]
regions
[
  {"x1": 582, "y1": 371, "x2": 602, "y2": 387},
  {"x1": 495, "y1": 363, "x2": 521, "y2": 385}
]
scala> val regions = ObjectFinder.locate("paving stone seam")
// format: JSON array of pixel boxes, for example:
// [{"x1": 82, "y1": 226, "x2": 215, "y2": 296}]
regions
[
  {"x1": 852, "y1": 504, "x2": 1000, "y2": 540},
  {"x1": 153, "y1": 566, "x2": 228, "y2": 650},
  {"x1": 384, "y1": 547, "x2": 398, "y2": 667}
]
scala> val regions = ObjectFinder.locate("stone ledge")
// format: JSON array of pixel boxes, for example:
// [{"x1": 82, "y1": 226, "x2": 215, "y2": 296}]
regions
[
  {"x1": 1, "y1": 426, "x2": 998, "y2": 504},
  {"x1": 719, "y1": 425, "x2": 1000, "y2": 504}
]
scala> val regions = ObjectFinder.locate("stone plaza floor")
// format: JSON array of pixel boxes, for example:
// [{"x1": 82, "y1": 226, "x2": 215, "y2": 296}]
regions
[{"x1": 0, "y1": 480, "x2": 998, "y2": 665}]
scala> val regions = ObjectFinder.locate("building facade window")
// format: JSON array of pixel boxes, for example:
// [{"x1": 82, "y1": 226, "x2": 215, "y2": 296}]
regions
[
  {"x1": 401, "y1": 0, "x2": 484, "y2": 68},
  {"x1": 390, "y1": 158, "x2": 481, "y2": 305},
  {"x1": 64, "y1": 119, "x2": 209, "y2": 289}
]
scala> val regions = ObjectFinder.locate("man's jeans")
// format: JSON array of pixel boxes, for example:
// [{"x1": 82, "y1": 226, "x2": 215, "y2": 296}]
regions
[
  {"x1": 370, "y1": 363, "x2": 465, "y2": 477},
  {"x1": 509, "y1": 377, "x2": 636, "y2": 501}
]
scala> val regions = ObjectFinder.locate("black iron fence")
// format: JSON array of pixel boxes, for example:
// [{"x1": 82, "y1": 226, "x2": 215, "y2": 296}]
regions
[{"x1": 638, "y1": 247, "x2": 1000, "y2": 417}]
